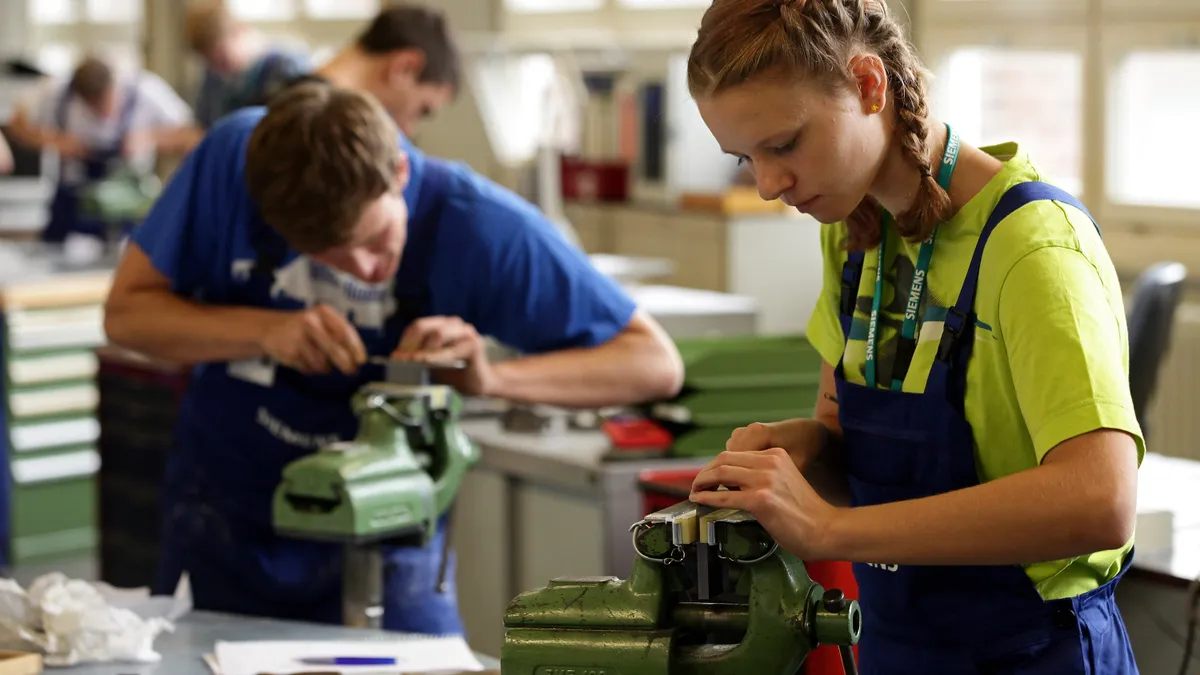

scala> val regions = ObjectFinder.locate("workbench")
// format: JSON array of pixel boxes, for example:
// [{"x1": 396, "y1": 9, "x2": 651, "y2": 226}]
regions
[
  {"x1": 452, "y1": 418, "x2": 706, "y2": 657},
  {"x1": 1118, "y1": 451, "x2": 1200, "y2": 675},
  {"x1": 61, "y1": 610, "x2": 499, "y2": 675}
]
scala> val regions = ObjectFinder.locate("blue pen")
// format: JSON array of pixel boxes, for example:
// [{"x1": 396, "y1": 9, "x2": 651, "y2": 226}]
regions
[{"x1": 298, "y1": 656, "x2": 399, "y2": 666}]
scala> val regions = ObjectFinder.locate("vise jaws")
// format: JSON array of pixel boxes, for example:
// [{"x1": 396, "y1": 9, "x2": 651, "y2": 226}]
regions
[
  {"x1": 502, "y1": 501, "x2": 862, "y2": 675},
  {"x1": 271, "y1": 359, "x2": 480, "y2": 628}
]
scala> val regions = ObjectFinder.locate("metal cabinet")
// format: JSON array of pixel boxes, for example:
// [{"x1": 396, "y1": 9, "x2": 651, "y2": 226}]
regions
[{"x1": 0, "y1": 272, "x2": 111, "y2": 569}]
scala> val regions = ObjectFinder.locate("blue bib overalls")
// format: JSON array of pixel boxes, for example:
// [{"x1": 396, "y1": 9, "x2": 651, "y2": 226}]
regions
[
  {"x1": 835, "y1": 182, "x2": 1140, "y2": 674},
  {"x1": 42, "y1": 81, "x2": 139, "y2": 244},
  {"x1": 153, "y1": 159, "x2": 467, "y2": 635}
]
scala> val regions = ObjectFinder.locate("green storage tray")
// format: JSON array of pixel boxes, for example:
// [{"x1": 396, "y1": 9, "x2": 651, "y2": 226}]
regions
[
  {"x1": 10, "y1": 471, "x2": 97, "y2": 565},
  {"x1": 673, "y1": 335, "x2": 824, "y2": 390},
  {"x1": 669, "y1": 406, "x2": 816, "y2": 458},
  {"x1": 655, "y1": 386, "x2": 819, "y2": 427}
]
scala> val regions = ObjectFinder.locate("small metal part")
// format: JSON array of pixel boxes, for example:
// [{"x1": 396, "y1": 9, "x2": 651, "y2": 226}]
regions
[
  {"x1": 641, "y1": 501, "x2": 700, "y2": 546},
  {"x1": 673, "y1": 602, "x2": 749, "y2": 635},
  {"x1": 502, "y1": 404, "x2": 569, "y2": 435}
]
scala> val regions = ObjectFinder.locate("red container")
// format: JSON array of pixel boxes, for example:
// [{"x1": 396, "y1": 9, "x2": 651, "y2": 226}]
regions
[
  {"x1": 637, "y1": 469, "x2": 700, "y2": 515},
  {"x1": 561, "y1": 156, "x2": 629, "y2": 202},
  {"x1": 636, "y1": 469, "x2": 860, "y2": 675}
]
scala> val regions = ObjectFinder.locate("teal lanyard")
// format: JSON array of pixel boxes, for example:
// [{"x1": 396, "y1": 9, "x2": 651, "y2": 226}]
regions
[{"x1": 865, "y1": 123, "x2": 961, "y2": 391}]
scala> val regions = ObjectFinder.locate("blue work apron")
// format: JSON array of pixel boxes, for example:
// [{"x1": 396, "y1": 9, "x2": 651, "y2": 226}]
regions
[
  {"x1": 42, "y1": 82, "x2": 139, "y2": 244},
  {"x1": 153, "y1": 159, "x2": 465, "y2": 635},
  {"x1": 835, "y1": 182, "x2": 1139, "y2": 674}
]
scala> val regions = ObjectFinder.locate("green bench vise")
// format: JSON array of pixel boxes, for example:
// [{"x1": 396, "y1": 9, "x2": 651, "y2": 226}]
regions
[
  {"x1": 271, "y1": 360, "x2": 480, "y2": 628},
  {"x1": 502, "y1": 501, "x2": 862, "y2": 675}
]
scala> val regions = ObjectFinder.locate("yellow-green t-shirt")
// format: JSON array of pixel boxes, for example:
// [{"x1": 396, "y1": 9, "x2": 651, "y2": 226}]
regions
[{"x1": 805, "y1": 142, "x2": 1145, "y2": 601}]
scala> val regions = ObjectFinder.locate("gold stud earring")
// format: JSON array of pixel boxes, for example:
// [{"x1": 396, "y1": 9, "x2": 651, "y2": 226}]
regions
[{"x1": 870, "y1": 104, "x2": 880, "y2": 113}]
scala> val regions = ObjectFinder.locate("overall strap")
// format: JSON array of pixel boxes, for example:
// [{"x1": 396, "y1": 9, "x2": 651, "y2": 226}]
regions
[
  {"x1": 839, "y1": 250, "x2": 866, "y2": 339},
  {"x1": 54, "y1": 83, "x2": 72, "y2": 131},
  {"x1": 114, "y1": 78, "x2": 140, "y2": 138},
  {"x1": 937, "y1": 181, "x2": 1100, "y2": 366}
]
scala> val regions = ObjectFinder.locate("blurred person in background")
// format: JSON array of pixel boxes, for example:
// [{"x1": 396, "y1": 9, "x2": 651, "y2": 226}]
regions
[
  {"x1": 7, "y1": 55, "x2": 197, "y2": 243},
  {"x1": 186, "y1": 0, "x2": 312, "y2": 128}
]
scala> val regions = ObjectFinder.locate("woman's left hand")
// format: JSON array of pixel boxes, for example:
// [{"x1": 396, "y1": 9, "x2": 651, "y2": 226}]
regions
[{"x1": 689, "y1": 448, "x2": 843, "y2": 561}]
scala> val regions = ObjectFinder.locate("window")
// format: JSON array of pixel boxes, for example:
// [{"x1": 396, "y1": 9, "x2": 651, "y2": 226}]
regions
[
  {"x1": 85, "y1": 0, "x2": 140, "y2": 23},
  {"x1": 96, "y1": 42, "x2": 140, "y2": 71},
  {"x1": 310, "y1": 45, "x2": 338, "y2": 66},
  {"x1": 505, "y1": 0, "x2": 604, "y2": 13},
  {"x1": 932, "y1": 47, "x2": 1084, "y2": 195},
  {"x1": 228, "y1": 0, "x2": 297, "y2": 21},
  {"x1": 29, "y1": 0, "x2": 75, "y2": 25},
  {"x1": 37, "y1": 44, "x2": 79, "y2": 77},
  {"x1": 304, "y1": 0, "x2": 379, "y2": 19},
  {"x1": 1107, "y1": 49, "x2": 1200, "y2": 209}
]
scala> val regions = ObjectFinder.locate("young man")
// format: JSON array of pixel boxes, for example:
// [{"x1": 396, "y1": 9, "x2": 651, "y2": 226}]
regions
[
  {"x1": 312, "y1": 4, "x2": 459, "y2": 138},
  {"x1": 103, "y1": 84, "x2": 683, "y2": 632},
  {"x1": 186, "y1": 0, "x2": 312, "y2": 128},
  {"x1": 7, "y1": 56, "x2": 197, "y2": 243}
]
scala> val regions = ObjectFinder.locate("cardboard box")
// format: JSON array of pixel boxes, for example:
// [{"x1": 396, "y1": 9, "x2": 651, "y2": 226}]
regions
[{"x1": 0, "y1": 651, "x2": 41, "y2": 675}]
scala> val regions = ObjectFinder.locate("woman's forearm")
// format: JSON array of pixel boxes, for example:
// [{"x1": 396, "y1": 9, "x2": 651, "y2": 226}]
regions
[{"x1": 823, "y1": 431, "x2": 1138, "y2": 565}]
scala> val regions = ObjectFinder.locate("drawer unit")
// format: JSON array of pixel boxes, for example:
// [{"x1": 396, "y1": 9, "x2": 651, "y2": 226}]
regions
[{"x1": 0, "y1": 271, "x2": 112, "y2": 570}]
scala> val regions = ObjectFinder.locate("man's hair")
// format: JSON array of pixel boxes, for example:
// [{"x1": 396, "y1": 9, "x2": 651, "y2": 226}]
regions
[
  {"x1": 185, "y1": 0, "x2": 237, "y2": 55},
  {"x1": 69, "y1": 56, "x2": 115, "y2": 107},
  {"x1": 355, "y1": 5, "x2": 461, "y2": 93},
  {"x1": 245, "y1": 82, "x2": 404, "y2": 254}
]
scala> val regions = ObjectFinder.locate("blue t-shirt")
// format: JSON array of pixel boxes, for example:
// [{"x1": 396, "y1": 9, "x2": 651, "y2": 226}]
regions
[{"x1": 133, "y1": 107, "x2": 637, "y2": 518}]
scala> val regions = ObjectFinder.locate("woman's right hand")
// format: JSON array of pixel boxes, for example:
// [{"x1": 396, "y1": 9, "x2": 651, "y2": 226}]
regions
[{"x1": 726, "y1": 418, "x2": 831, "y2": 471}]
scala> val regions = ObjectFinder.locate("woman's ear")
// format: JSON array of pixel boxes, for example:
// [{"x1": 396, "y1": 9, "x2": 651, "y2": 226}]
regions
[{"x1": 848, "y1": 53, "x2": 888, "y2": 114}]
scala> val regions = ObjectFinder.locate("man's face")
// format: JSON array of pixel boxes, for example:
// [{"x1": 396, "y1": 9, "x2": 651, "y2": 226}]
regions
[
  {"x1": 204, "y1": 33, "x2": 248, "y2": 77},
  {"x1": 309, "y1": 158, "x2": 411, "y2": 285},
  {"x1": 371, "y1": 50, "x2": 455, "y2": 137}
]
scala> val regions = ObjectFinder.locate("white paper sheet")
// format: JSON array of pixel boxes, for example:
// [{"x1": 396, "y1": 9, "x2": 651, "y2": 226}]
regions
[{"x1": 213, "y1": 638, "x2": 485, "y2": 675}]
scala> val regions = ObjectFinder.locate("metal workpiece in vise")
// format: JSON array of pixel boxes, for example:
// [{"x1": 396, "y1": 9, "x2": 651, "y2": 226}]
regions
[
  {"x1": 501, "y1": 501, "x2": 862, "y2": 675},
  {"x1": 271, "y1": 359, "x2": 480, "y2": 629}
]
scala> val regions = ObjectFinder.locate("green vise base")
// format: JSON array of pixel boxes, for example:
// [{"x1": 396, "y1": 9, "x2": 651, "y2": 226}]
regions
[
  {"x1": 271, "y1": 382, "x2": 480, "y2": 547},
  {"x1": 501, "y1": 507, "x2": 861, "y2": 675}
]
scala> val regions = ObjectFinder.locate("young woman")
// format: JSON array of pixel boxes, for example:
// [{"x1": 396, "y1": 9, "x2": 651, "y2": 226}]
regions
[{"x1": 685, "y1": 0, "x2": 1143, "y2": 672}]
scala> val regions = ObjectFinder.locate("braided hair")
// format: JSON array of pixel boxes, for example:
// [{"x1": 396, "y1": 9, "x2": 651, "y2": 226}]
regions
[{"x1": 688, "y1": 0, "x2": 952, "y2": 251}]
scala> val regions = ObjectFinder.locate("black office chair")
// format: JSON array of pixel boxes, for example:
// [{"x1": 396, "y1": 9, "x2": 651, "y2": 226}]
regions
[{"x1": 1126, "y1": 261, "x2": 1188, "y2": 442}]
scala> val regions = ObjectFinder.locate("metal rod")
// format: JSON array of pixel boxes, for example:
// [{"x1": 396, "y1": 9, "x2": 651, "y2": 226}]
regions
[
  {"x1": 839, "y1": 645, "x2": 859, "y2": 675},
  {"x1": 342, "y1": 544, "x2": 384, "y2": 628},
  {"x1": 673, "y1": 603, "x2": 749, "y2": 635},
  {"x1": 436, "y1": 505, "x2": 456, "y2": 593}
]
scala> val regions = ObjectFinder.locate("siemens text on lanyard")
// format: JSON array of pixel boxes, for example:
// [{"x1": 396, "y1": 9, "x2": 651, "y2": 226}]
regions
[{"x1": 865, "y1": 123, "x2": 960, "y2": 391}]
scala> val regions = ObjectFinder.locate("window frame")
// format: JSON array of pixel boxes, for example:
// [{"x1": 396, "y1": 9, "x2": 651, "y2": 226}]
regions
[
  {"x1": 916, "y1": 0, "x2": 1200, "y2": 231},
  {"x1": 1097, "y1": 19, "x2": 1200, "y2": 229},
  {"x1": 919, "y1": 24, "x2": 1090, "y2": 201}
]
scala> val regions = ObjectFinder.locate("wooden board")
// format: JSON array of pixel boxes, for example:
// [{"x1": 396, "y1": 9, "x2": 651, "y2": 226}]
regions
[{"x1": 0, "y1": 272, "x2": 113, "y2": 311}]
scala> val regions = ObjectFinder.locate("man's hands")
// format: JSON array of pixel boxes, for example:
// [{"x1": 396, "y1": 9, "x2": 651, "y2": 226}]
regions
[
  {"x1": 260, "y1": 304, "x2": 367, "y2": 375},
  {"x1": 122, "y1": 130, "x2": 156, "y2": 159},
  {"x1": 53, "y1": 134, "x2": 89, "y2": 160},
  {"x1": 392, "y1": 315, "x2": 496, "y2": 396},
  {"x1": 256, "y1": 308, "x2": 495, "y2": 394}
]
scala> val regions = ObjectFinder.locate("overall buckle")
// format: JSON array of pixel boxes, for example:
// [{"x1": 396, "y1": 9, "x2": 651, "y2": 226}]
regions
[{"x1": 936, "y1": 307, "x2": 970, "y2": 363}]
